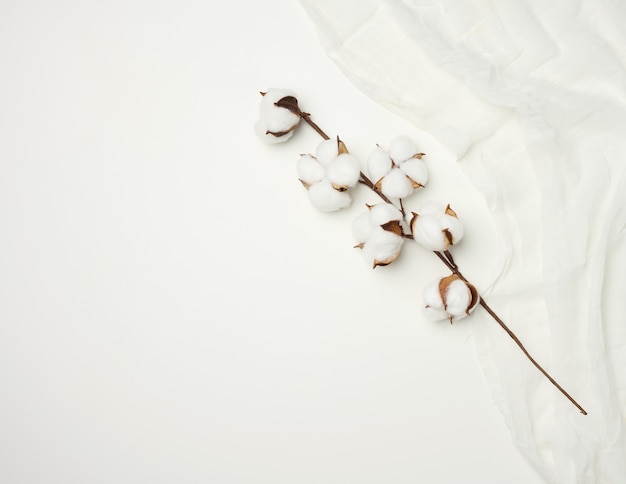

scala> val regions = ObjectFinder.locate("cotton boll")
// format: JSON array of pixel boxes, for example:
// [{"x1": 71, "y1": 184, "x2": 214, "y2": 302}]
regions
[
  {"x1": 364, "y1": 228, "x2": 404, "y2": 267},
  {"x1": 298, "y1": 139, "x2": 360, "y2": 212},
  {"x1": 400, "y1": 158, "x2": 428, "y2": 187},
  {"x1": 411, "y1": 213, "x2": 447, "y2": 250},
  {"x1": 367, "y1": 146, "x2": 393, "y2": 183},
  {"x1": 315, "y1": 138, "x2": 340, "y2": 166},
  {"x1": 369, "y1": 203, "x2": 403, "y2": 226},
  {"x1": 444, "y1": 279, "x2": 472, "y2": 318},
  {"x1": 297, "y1": 154, "x2": 325, "y2": 185},
  {"x1": 263, "y1": 108, "x2": 299, "y2": 134},
  {"x1": 410, "y1": 202, "x2": 464, "y2": 251},
  {"x1": 422, "y1": 275, "x2": 479, "y2": 322},
  {"x1": 259, "y1": 89, "x2": 299, "y2": 121},
  {"x1": 256, "y1": 88, "x2": 301, "y2": 143},
  {"x1": 308, "y1": 179, "x2": 352, "y2": 211},
  {"x1": 327, "y1": 154, "x2": 360, "y2": 188},
  {"x1": 259, "y1": 90, "x2": 299, "y2": 130},
  {"x1": 368, "y1": 137, "x2": 427, "y2": 199},
  {"x1": 352, "y1": 203, "x2": 404, "y2": 267},
  {"x1": 353, "y1": 203, "x2": 405, "y2": 267},
  {"x1": 380, "y1": 168, "x2": 414, "y2": 199},
  {"x1": 389, "y1": 135, "x2": 418, "y2": 163}
]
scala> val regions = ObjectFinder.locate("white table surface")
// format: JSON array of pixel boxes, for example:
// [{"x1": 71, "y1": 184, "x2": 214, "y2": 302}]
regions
[{"x1": 0, "y1": 1, "x2": 543, "y2": 482}]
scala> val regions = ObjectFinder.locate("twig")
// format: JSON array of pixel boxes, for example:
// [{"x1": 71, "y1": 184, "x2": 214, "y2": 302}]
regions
[{"x1": 301, "y1": 112, "x2": 329, "y2": 141}]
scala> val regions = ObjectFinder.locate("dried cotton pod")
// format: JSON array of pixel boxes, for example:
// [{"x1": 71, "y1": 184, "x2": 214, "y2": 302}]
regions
[
  {"x1": 409, "y1": 201, "x2": 463, "y2": 251},
  {"x1": 255, "y1": 88, "x2": 301, "y2": 143},
  {"x1": 352, "y1": 203, "x2": 405, "y2": 268},
  {"x1": 296, "y1": 138, "x2": 360, "y2": 211},
  {"x1": 367, "y1": 135, "x2": 428, "y2": 199},
  {"x1": 423, "y1": 274, "x2": 479, "y2": 323}
]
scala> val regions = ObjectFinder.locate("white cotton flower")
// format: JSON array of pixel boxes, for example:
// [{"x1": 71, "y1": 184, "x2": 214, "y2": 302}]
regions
[
  {"x1": 297, "y1": 138, "x2": 361, "y2": 212},
  {"x1": 365, "y1": 229, "x2": 405, "y2": 268},
  {"x1": 307, "y1": 179, "x2": 352, "y2": 211},
  {"x1": 296, "y1": 154, "x2": 325, "y2": 186},
  {"x1": 378, "y1": 167, "x2": 414, "y2": 199},
  {"x1": 255, "y1": 88, "x2": 301, "y2": 143},
  {"x1": 366, "y1": 147, "x2": 393, "y2": 185},
  {"x1": 368, "y1": 202, "x2": 405, "y2": 227},
  {"x1": 315, "y1": 137, "x2": 340, "y2": 165},
  {"x1": 352, "y1": 203, "x2": 405, "y2": 268},
  {"x1": 366, "y1": 135, "x2": 428, "y2": 199},
  {"x1": 388, "y1": 135, "x2": 419, "y2": 163},
  {"x1": 422, "y1": 274, "x2": 479, "y2": 323},
  {"x1": 327, "y1": 154, "x2": 360, "y2": 189},
  {"x1": 409, "y1": 201, "x2": 464, "y2": 251}
]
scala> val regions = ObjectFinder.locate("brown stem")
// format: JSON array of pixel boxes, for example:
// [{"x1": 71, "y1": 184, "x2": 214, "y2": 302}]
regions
[
  {"x1": 300, "y1": 112, "x2": 330, "y2": 140},
  {"x1": 358, "y1": 173, "x2": 394, "y2": 205},
  {"x1": 298, "y1": 106, "x2": 587, "y2": 415},
  {"x1": 435, "y1": 251, "x2": 587, "y2": 415},
  {"x1": 443, "y1": 249, "x2": 457, "y2": 270}
]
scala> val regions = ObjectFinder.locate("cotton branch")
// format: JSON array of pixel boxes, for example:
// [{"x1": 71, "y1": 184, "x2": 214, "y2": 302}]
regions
[{"x1": 297, "y1": 106, "x2": 588, "y2": 416}]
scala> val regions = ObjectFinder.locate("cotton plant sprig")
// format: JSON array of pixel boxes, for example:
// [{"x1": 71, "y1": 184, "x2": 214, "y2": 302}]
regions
[{"x1": 255, "y1": 89, "x2": 588, "y2": 415}]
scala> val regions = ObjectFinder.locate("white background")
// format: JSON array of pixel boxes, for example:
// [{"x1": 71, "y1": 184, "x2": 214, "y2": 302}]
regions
[{"x1": 0, "y1": 1, "x2": 543, "y2": 482}]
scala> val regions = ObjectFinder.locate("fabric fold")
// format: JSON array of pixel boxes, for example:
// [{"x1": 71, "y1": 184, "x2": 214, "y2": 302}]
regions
[{"x1": 301, "y1": 0, "x2": 626, "y2": 482}]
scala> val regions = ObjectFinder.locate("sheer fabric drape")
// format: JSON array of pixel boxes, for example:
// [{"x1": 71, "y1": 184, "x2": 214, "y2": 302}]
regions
[{"x1": 300, "y1": 0, "x2": 626, "y2": 482}]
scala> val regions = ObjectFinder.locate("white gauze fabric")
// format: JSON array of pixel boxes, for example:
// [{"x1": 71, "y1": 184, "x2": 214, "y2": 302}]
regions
[{"x1": 300, "y1": 0, "x2": 626, "y2": 482}]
